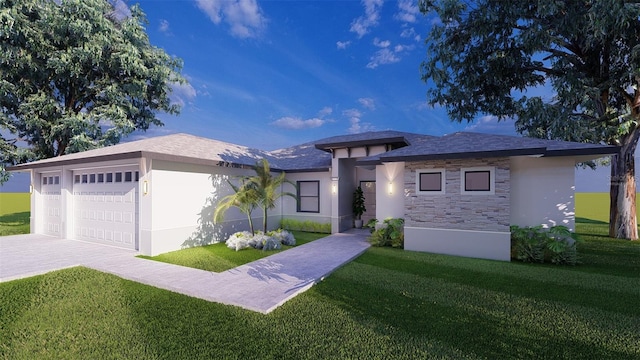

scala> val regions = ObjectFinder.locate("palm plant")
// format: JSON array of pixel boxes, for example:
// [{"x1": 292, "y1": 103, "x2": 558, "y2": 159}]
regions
[
  {"x1": 213, "y1": 178, "x2": 259, "y2": 235},
  {"x1": 246, "y1": 159, "x2": 297, "y2": 233}
]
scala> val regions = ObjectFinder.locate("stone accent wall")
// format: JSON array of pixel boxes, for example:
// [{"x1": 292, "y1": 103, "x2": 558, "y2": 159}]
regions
[{"x1": 405, "y1": 158, "x2": 510, "y2": 232}]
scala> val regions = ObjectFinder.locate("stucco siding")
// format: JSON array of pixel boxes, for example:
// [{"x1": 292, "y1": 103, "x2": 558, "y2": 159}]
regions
[
  {"x1": 282, "y1": 171, "x2": 332, "y2": 225},
  {"x1": 510, "y1": 156, "x2": 576, "y2": 230}
]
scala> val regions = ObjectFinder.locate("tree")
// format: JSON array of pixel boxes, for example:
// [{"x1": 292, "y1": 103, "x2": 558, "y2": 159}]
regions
[
  {"x1": 246, "y1": 159, "x2": 296, "y2": 233},
  {"x1": 0, "y1": 0, "x2": 185, "y2": 181},
  {"x1": 213, "y1": 178, "x2": 259, "y2": 235},
  {"x1": 419, "y1": 0, "x2": 640, "y2": 240}
]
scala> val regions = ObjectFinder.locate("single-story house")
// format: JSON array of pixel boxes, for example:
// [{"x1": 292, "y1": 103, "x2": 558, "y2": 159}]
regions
[{"x1": 8, "y1": 130, "x2": 617, "y2": 261}]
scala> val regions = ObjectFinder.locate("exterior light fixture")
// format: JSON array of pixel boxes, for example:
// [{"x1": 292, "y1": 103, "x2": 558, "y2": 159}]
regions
[
  {"x1": 388, "y1": 181, "x2": 393, "y2": 195},
  {"x1": 332, "y1": 183, "x2": 337, "y2": 194},
  {"x1": 143, "y1": 180, "x2": 149, "y2": 195},
  {"x1": 29, "y1": 184, "x2": 33, "y2": 194}
]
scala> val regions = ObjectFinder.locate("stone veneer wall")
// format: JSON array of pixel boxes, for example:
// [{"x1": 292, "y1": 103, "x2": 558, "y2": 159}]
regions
[{"x1": 405, "y1": 158, "x2": 510, "y2": 232}]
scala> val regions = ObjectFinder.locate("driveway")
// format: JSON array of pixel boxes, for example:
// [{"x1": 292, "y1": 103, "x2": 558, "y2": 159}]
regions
[{"x1": 0, "y1": 232, "x2": 370, "y2": 313}]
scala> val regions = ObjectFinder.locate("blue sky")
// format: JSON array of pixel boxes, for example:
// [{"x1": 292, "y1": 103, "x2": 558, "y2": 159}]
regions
[
  {"x1": 0, "y1": 0, "x2": 612, "y2": 192},
  {"x1": 132, "y1": 0, "x2": 518, "y2": 150}
]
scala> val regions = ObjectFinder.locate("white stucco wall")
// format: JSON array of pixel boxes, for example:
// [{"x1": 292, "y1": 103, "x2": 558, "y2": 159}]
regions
[
  {"x1": 510, "y1": 156, "x2": 576, "y2": 231},
  {"x1": 375, "y1": 162, "x2": 405, "y2": 220},
  {"x1": 281, "y1": 171, "x2": 331, "y2": 225}
]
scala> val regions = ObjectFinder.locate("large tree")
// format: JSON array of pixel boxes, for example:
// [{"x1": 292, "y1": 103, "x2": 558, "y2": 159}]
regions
[
  {"x1": 0, "y1": 0, "x2": 184, "y2": 179},
  {"x1": 419, "y1": 0, "x2": 640, "y2": 240}
]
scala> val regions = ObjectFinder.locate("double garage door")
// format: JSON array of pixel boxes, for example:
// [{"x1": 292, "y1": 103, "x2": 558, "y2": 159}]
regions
[{"x1": 72, "y1": 166, "x2": 139, "y2": 250}]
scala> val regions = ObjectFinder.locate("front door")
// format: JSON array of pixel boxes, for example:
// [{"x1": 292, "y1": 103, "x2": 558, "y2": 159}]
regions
[{"x1": 360, "y1": 181, "x2": 376, "y2": 225}]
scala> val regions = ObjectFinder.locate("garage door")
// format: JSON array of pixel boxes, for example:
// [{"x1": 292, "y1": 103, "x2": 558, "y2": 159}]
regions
[
  {"x1": 41, "y1": 173, "x2": 61, "y2": 236},
  {"x1": 73, "y1": 166, "x2": 139, "y2": 249}
]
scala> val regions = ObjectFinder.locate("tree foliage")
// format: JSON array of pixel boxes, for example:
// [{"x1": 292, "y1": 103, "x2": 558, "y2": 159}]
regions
[
  {"x1": 0, "y1": 0, "x2": 185, "y2": 178},
  {"x1": 420, "y1": 0, "x2": 640, "y2": 239},
  {"x1": 214, "y1": 178, "x2": 259, "y2": 235},
  {"x1": 246, "y1": 159, "x2": 296, "y2": 233}
]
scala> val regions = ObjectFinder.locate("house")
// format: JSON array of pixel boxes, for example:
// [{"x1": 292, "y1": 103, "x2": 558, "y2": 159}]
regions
[{"x1": 8, "y1": 131, "x2": 617, "y2": 261}]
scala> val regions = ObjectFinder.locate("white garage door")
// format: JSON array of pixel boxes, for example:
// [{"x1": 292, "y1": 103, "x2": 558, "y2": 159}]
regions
[
  {"x1": 41, "y1": 173, "x2": 61, "y2": 236},
  {"x1": 73, "y1": 166, "x2": 139, "y2": 250}
]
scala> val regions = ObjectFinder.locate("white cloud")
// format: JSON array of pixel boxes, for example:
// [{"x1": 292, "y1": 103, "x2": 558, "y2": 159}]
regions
[
  {"x1": 367, "y1": 40, "x2": 414, "y2": 69},
  {"x1": 350, "y1": 0, "x2": 384, "y2": 38},
  {"x1": 336, "y1": 41, "x2": 351, "y2": 50},
  {"x1": 271, "y1": 116, "x2": 325, "y2": 130},
  {"x1": 159, "y1": 19, "x2": 170, "y2": 34},
  {"x1": 358, "y1": 97, "x2": 375, "y2": 110},
  {"x1": 110, "y1": 0, "x2": 131, "y2": 21},
  {"x1": 464, "y1": 115, "x2": 517, "y2": 135},
  {"x1": 318, "y1": 107, "x2": 333, "y2": 117},
  {"x1": 400, "y1": 27, "x2": 421, "y2": 42},
  {"x1": 343, "y1": 108, "x2": 374, "y2": 134},
  {"x1": 196, "y1": 0, "x2": 267, "y2": 39},
  {"x1": 170, "y1": 82, "x2": 197, "y2": 107},
  {"x1": 395, "y1": 0, "x2": 420, "y2": 23},
  {"x1": 373, "y1": 38, "x2": 391, "y2": 48}
]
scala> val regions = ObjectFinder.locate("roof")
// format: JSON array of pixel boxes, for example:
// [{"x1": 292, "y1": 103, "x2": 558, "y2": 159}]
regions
[
  {"x1": 7, "y1": 131, "x2": 618, "y2": 172},
  {"x1": 358, "y1": 132, "x2": 618, "y2": 164}
]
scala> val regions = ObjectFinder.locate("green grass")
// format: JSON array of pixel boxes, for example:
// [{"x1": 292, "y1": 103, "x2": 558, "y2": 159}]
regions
[
  {"x1": 0, "y1": 193, "x2": 30, "y2": 236},
  {"x1": 137, "y1": 231, "x2": 327, "y2": 272},
  {"x1": 1, "y1": 192, "x2": 639, "y2": 358}
]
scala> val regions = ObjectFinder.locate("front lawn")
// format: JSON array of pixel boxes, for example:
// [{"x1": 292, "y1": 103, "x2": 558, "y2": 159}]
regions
[
  {"x1": 137, "y1": 231, "x2": 327, "y2": 272},
  {"x1": 0, "y1": 193, "x2": 30, "y2": 236},
  {"x1": 1, "y1": 227, "x2": 638, "y2": 359}
]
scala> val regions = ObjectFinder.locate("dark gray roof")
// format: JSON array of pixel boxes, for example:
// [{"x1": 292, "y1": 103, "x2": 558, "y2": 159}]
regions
[
  {"x1": 314, "y1": 130, "x2": 433, "y2": 151},
  {"x1": 359, "y1": 132, "x2": 618, "y2": 164},
  {"x1": 8, "y1": 131, "x2": 617, "y2": 172}
]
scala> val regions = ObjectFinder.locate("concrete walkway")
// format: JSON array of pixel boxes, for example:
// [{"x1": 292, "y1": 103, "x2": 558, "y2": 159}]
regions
[{"x1": 0, "y1": 231, "x2": 370, "y2": 313}]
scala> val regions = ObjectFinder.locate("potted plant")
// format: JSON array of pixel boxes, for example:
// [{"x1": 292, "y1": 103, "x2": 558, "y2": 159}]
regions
[{"x1": 352, "y1": 185, "x2": 366, "y2": 228}]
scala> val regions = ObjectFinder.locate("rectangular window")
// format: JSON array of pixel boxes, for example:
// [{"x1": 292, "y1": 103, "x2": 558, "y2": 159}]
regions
[
  {"x1": 115, "y1": 172, "x2": 122, "y2": 182},
  {"x1": 74, "y1": 175, "x2": 81, "y2": 184},
  {"x1": 461, "y1": 167, "x2": 495, "y2": 195},
  {"x1": 54, "y1": 176, "x2": 60, "y2": 185},
  {"x1": 89, "y1": 174, "x2": 96, "y2": 183},
  {"x1": 106, "y1": 173, "x2": 113, "y2": 183},
  {"x1": 97, "y1": 173, "x2": 104, "y2": 183},
  {"x1": 297, "y1": 181, "x2": 320, "y2": 213},
  {"x1": 416, "y1": 169, "x2": 445, "y2": 195},
  {"x1": 124, "y1": 171, "x2": 132, "y2": 182},
  {"x1": 43, "y1": 177, "x2": 48, "y2": 185},
  {"x1": 135, "y1": 171, "x2": 139, "y2": 182},
  {"x1": 82, "y1": 174, "x2": 88, "y2": 184}
]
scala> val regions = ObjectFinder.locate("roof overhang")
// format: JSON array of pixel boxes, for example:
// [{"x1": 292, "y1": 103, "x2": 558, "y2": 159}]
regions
[{"x1": 314, "y1": 136, "x2": 409, "y2": 152}]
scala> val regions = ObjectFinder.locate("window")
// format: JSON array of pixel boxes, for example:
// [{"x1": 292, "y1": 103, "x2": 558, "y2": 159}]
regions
[
  {"x1": 43, "y1": 177, "x2": 48, "y2": 185},
  {"x1": 82, "y1": 174, "x2": 88, "y2": 184},
  {"x1": 416, "y1": 169, "x2": 445, "y2": 195},
  {"x1": 106, "y1": 173, "x2": 113, "y2": 183},
  {"x1": 115, "y1": 172, "x2": 122, "y2": 182},
  {"x1": 461, "y1": 167, "x2": 495, "y2": 195},
  {"x1": 97, "y1": 173, "x2": 104, "y2": 183},
  {"x1": 89, "y1": 174, "x2": 96, "y2": 183},
  {"x1": 297, "y1": 181, "x2": 320, "y2": 213},
  {"x1": 74, "y1": 175, "x2": 81, "y2": 184},
  {"x1": 135, "y1": 171, "x2": 139, "y2": 182},
  {"x1": 124, "y1": 171, "x2": 132, "y2": 182},
  {"x1": 54, "y1": 176, "x2": 59, "y2": 185}
]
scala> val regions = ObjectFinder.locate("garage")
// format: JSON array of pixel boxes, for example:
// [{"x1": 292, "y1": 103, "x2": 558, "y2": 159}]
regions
[
  {"x1": 72, "y1": 166, "x2": 139, "y2": 250},
  {"x1": 41, "y1": 172, "x2": 61, "y2": 236}
]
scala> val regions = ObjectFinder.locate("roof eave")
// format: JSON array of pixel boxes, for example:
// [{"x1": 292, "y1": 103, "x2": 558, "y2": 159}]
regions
[
  {"x1": 543, "y1": 147, "x2": 619, "y2": 157},
  {"x1": 380, "y1": 147, "x2": 547, "y2": 162},
  {"x1": 314, "y1": 136, "x2": 409, "y2": 151}
]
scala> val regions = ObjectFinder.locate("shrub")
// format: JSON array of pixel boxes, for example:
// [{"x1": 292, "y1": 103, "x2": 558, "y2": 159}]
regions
[
  {"x1": 365, "y1": 218, "x2": 378, "y2": 234},
  {"x1": 369, "y1": 218, "x2": 404, "y2": 248},
  {"x1": 510, "y1": 225, "x2": 579, "y2": 265},
  {"x1": 280, "y1": 218, "x2": 331, "y2": 234},
  {"x1": 225, "y1": 229, "x2": 295, "y2": 251}
]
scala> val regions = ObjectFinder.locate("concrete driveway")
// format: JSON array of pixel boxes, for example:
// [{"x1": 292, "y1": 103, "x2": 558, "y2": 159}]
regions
[{"x1": 0, "y1": 232, "x2": 370, "y2": 313}]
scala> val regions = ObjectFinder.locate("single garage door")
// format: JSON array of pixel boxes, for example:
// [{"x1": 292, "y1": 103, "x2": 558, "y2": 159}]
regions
[
  {"x1": 41, "y1": 173, "x2": 61, "y2": 236},
  {"x1": 73, "y1": 166, "x2": 139, "y2": 249}
]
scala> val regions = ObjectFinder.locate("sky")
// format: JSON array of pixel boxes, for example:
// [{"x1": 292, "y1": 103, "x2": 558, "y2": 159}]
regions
[{"x1": 0, "y1": 0, "x2": 613, "y2": 192}]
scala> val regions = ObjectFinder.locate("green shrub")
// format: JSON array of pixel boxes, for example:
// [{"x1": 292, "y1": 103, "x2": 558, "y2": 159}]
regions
[
  {"x1": 280, "y1": 218, "x2": 331, "y2": 233},
  {"x1": 369, "y1": 218, "x2": 404, "y2": 248},
  {"x1": 510, "y1": 225, "x2": 579, "y2": 265},
  {"x1": 365, "y1": 218, "x2": 377, "y2": 233}
]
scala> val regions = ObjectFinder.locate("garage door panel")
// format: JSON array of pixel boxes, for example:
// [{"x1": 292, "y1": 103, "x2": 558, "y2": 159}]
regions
[
  {"x1": 73, "y1": 167, "x2": 138, "y2": 250},
  {"x1": 41, "y1": 172, "x2": 62, "y2": 237}
]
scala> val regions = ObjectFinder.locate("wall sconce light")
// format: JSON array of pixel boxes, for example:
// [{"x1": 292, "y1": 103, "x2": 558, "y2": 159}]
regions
[
  {"x1": 388, "y1": 181, "x2": 393, "y2": 195},
  {"x1": 143, "y1": 180, "x2": 149, "y2": 195},
  {"x1": 29, "y1": 184, "x2": 33, "y2": 194},
  {"x1": 332, "y1": 183, "x2": 337, "y2": 194}
]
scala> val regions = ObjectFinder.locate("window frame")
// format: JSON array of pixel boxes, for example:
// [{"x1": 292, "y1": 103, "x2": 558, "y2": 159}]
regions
[
  {"x1": 460, "y1": 167, "x2": 495, "y2": 195},
  {"x1": 416, "y1": 168, "x2": 446, "y2": 195},
  {"x1": 296, "y1": 180, "x2": 320, "y2": 213}
]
